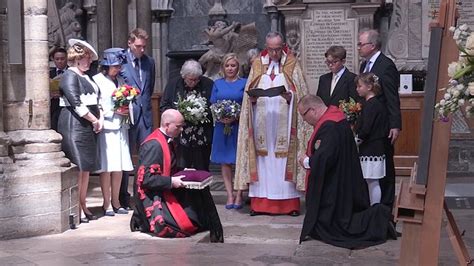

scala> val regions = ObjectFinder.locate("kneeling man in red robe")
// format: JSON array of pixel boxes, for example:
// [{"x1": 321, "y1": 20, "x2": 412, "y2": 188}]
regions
[{"x1": 130, "y1": 109, "x2": 223, "y2": 242}]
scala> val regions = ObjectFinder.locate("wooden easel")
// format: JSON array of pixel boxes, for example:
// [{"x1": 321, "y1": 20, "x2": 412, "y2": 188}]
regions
[{"x1": 393, "y1": 0, "x2": 472, "y2": 265}]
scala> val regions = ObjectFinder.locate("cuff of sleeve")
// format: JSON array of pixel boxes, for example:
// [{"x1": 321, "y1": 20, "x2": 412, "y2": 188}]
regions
[
  {"x1": 303, "y1": 156, "x2": 310, "y2": 169},
  {"x1": 74, "y1": 105, "x2": 89, "y2": 117}
]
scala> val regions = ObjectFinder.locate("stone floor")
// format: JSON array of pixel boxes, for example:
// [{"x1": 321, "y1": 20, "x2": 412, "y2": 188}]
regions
[{"x1": 0, "y1": 176, "x2": 473, "y2": 265}]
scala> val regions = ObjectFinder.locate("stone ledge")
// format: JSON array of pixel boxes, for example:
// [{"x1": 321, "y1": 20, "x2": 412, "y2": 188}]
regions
[
  {"x1": 24, "y1": 143, "x2": 62, "y2": 153},
  {"x1": 7, "y1": 130, "x2": 62, "y2": 145}
]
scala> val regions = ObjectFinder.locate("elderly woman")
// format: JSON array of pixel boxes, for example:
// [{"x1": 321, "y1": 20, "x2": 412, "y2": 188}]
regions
[
  {"x1": 160, "y1": 59, "x2": 214, "y2": 171},
  {"x1": 93, "y1": 48, "x2": 133, "y2": 216},
  {"x1": 58, "y1": 39, "x2": 103, "y2": 223},
  {"x1": 210, "y1": 53, "x2": 246, "y2": 209}
]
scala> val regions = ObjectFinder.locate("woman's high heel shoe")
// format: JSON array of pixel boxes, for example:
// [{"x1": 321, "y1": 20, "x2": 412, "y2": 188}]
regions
[
  {"x1": 112, "y1": 205, "x2": 129, "y2": 214},
  {"x1": 84, "y1": 212, "x2": 98, "y2": 220}
]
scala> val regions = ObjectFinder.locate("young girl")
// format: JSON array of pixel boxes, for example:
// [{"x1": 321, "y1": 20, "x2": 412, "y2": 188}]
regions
[{"x1": 354, "y1": 73, "x2": 389, "y2": 206}]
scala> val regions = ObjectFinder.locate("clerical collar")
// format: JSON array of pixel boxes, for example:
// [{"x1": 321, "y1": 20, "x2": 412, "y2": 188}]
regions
[{"x1": 159, "y1": 128, "x2": 173, "y2": 143}]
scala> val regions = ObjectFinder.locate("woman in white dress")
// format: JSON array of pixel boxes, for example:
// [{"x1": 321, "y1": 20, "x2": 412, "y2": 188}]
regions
[{"x1": 93, "y1": 48, "x2": 133, "y2": 215}]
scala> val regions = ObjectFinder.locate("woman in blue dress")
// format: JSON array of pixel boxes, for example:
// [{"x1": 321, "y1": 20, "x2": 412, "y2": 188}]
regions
[{"x1": 210, "y1": 53, "x2": 246, "y2": 209}]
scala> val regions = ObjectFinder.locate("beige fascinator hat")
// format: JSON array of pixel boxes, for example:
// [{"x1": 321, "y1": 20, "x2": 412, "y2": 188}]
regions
[{"x1": 68, "y1": 39, "x2": 99, "y2": 61}]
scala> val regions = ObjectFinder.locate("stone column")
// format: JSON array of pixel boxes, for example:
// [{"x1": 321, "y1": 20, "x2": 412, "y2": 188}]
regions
[
  {"x1": 350, "y1": 2, "x2": 380, "y2": 30},
  {"x1": 151, "y1": 2, "x2": 174, "y2": 91},
  {"x1": 94, "y1": 0, "x2": 111, "y2": 54},
  {"x1": 112, "y1": 0, "x2": 129, "y2": 48},
  {"x1": 264, "y1": 1, "x2": 279, "y2": 32},
  {"x1": 0, "y1": 0, "x2": 78, "y2": 240},
  {"x1": 83, "y1": 0, "x2": 101, "y2": 52},
  {"x1": 136, "y1": 0, "x2": 152, "y2": 55}
]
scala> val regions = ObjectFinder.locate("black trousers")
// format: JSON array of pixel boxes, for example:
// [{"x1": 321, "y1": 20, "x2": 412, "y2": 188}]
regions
[
  {"x1": 380, "y1": 141, "x2": 395, "y2": 210},
  {"x1": 177, "y1": 144, "x2": 212, "y2": 172}
]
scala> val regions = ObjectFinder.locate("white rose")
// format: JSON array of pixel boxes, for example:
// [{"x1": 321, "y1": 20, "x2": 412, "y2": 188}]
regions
[
  {"x1": 453, "y1": 90, "x2": 460, "y2": 97},
  {"x1": 444, "y1": 93, "x2": 451, "y2": 100},
  {"x1": 465, "y1": 33, "x2": 474, "y2": 55},
  {"x1": 447, "y1": 62, "x2": 459, "y2": 78},
  {"x1": 449, "y1": 26, "x2": 456, "y2": 32},
  {"x1": 460, "y1": 24, "x2": 469, "y2": 31},
  {"x1": 459, "y1": 99, "x2": 465, "y2": 105},
  {"x1": 440, "y1": 99, "x2": 446, "y2": 106},
  {"x1": 469, "y1": 82, "x2": 474, "y2": 96}
]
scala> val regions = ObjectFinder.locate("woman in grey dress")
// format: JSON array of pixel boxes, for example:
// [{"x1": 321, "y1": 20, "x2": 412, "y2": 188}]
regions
[{"x1": 58, "y1": 39, "x2": 103, "y2": 223}]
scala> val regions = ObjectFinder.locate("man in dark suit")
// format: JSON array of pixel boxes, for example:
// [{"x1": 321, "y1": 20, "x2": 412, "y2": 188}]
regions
[
  {"x1": 49, "y1": 47, "x2": 68, "y2": 131},
  {"x1": 317, "y1": 46, "x2": 357, "y2": 107},
  {"x1": 119, "y1": 28, "x2": 156, "y2": 209},
  {"x1": 358, "y1": 29, "x2": 401, "y2": 210}
]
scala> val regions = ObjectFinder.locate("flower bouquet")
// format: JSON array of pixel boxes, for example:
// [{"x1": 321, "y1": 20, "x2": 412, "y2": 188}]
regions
[
  {"x1": 338, "y1": 97, "x2": 362, "y2": 125},
  {"x1": 435, "y1": 24, "x2": 474, "y2": 121},
  {"x1": 210, "y1": 100, "x2": 241, "y2": 135},
  {"x1": 112, "y1": 84, "x2": 140, "y2": 124},
  {"x1": 175, "y1": 91, "x2": 210, "y2": 125}
]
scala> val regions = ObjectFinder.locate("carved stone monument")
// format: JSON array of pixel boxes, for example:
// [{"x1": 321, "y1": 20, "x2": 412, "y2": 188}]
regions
[{"x1": 279, "y1": 1, "x2": 378, "y2": 94}]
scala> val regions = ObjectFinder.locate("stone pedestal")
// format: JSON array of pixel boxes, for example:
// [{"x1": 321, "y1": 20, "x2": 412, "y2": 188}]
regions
[{"x1": 0, "y1": 0, "x2": 78, "y2": 239}]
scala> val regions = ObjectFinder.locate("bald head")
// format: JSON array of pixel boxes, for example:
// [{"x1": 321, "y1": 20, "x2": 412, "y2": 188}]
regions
[
  {"x1": 160, "y1": 109, "x2": 185, "y2": 138},
  {"x1": 297, "y1": 95, "x2": 327, "y2": 126}
]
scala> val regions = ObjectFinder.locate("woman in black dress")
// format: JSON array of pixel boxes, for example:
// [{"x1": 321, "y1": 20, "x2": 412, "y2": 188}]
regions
[
  {"x1": 354, "y1": 73, "x2": 389, "y2": 206},
  {"x1": 58, "y1": 39, "x2": 103, "y2": 223}
]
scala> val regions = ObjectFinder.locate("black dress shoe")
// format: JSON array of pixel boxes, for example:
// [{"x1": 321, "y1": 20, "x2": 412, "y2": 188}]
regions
[
  {"x1": 84, "y1": 213, "x2": 98, "y2": 220},
  {"x1": 80, "y1": 217, "x2": 89, "y2": 224},
  {"x1": 289, "y1": 211, "x2": 300, "y2": 217},
  {"x1": 249, "y1": 210, "x2": 258, "y2": 216},
  {"x1": 387, "y1": 221, "x2": 398, "y2": 240}
]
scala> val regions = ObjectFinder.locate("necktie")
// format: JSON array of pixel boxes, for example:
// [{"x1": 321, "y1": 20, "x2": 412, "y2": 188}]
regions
[
  {"x1": 363, "y1": 60, "x2": 371, "y2": 73},
  {"x1": 134, "y1": 58, "x2": 141, "y2": 82},
  {"x1": 57, "y1": 69, "x2": 64, "y2": 75},
  {"x1": 330, "y1": 74, "x2": 338, "y2": 96}
]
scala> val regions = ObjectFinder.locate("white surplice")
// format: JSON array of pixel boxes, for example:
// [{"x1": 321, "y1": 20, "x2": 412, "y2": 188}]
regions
[{"x1": 248, "y1": 63, "x2": 302, "y2": 200}]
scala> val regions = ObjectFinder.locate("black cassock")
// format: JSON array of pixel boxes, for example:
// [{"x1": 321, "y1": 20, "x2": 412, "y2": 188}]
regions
[
  {"x1": 300, "y1": 119, "x2": 390, "y2": 249},
  {"x1": 130, "y1": 130, "x2": 223, "y2": 242}
]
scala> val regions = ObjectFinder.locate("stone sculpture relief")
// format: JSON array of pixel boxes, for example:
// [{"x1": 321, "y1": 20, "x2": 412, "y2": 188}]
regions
[
  {"x1": 285, "y1": 17, "x2": 301, "y2": 58},
  {"x1": 48, "y1": 2, "x2": 83, "y2": 49},
  {"x1": 199, "y1": 19, "x2": 257, "y2": 80}
]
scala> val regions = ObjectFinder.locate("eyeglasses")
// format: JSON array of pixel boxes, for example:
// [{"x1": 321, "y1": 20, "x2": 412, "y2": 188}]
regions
[
  {"x1": 357, "y1": 42, "x2": 372, "y2": 48},
  {"x1": 184, "y1": 76, "x2": 200, "y2": 83},
  {"x1": 325, "y1": 59, "x2": 341, "y2": 66},
  {"x1": 267, "y1": 47, "x2": 283, "y2": 53},
  {"x1": 302, "y1": 107, "x2": 313, "y2": 117}
]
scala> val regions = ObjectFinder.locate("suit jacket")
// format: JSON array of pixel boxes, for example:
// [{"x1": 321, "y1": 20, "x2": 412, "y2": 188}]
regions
[
  {"x1": 50, "y1": 67, "x2": 68, "y2": 79},
  {"x1": 120, "y1": 52, "x2": 156, "y2": 128},
  {"x1": 317, "y1": 69, "x2": 357, "y2": 107},
  {"x1": 360, "y1": 53, "x2": 401, "y2": 130}
]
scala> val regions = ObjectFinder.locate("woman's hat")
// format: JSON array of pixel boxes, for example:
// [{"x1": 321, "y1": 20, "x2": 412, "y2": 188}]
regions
[
  {"x1": 100, "y1": 48, "x2": 127, "y2": 66},
  {"x1": 68, "y1": 39, "x2": 98, "y2": 61}
]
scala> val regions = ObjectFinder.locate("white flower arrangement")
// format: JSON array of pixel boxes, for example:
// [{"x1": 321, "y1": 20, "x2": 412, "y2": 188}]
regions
[
  {"x1": 175, "y1": 91, "x2": 210, "y2": 125},
  {"x1": 435, "y1": 24, "x2": 474, "y2": 120}
]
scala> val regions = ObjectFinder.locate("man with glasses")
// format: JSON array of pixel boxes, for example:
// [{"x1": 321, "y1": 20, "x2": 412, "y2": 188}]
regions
[
  {"x1": 235, "y1": 31, "x2": 310, "y2": 216},
  {"x1": 358, "y1": 29, "x2": 401, "y2": 211},
  {"x1": 317, "y1": 46, "x2": 358, "y2": 106},
  {"x1": 297, "y1": 95, "x2": 394, "y2": 248}
]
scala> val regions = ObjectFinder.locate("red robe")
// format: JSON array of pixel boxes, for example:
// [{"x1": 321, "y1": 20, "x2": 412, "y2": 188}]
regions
[{"x1": 130, "y1": 129, "x2": 223, "y2": 242}]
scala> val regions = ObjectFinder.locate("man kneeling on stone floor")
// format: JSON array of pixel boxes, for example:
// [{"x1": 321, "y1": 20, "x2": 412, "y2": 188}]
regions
[
  {"x1": 297, "y1": 95, "x2": 396, "y2": 249},
  {"x1": 130, "y1": 109, "x2": 224, "y2": 242}
]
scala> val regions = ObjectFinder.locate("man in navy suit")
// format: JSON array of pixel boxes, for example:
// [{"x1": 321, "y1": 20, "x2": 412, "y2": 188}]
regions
[
  {"x1": 317, "y1": 46, "x2": 357, "y2": 107},
  {"x1": 358, "y1": 29, "x2": 401, "y2": 210},
  {"x1": 119, "y1": 28, "x2": 156, "y2": 209},
  {"x1": 49, "y1": 47, "x2": 68, "y2": 131}
]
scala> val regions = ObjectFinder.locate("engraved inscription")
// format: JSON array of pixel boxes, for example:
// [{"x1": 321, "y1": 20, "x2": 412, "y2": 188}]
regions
[{"x1": 303, "y1": 9, "x2": 356, "y2": 93}]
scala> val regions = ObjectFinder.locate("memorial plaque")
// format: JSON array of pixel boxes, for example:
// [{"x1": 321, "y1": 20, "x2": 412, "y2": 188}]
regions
[{"x1": 302, "y1": 8, "x2": 357, "y2": 94}]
